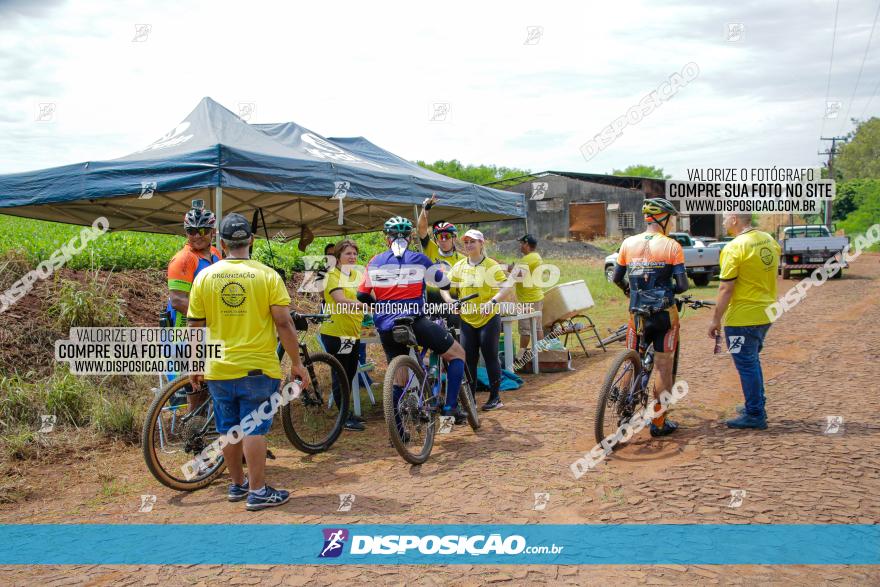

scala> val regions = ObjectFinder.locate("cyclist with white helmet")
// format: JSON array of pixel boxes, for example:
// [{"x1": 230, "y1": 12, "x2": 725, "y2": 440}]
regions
[{"x1": 357, "y1": 216, "x2": 469, "y2": 425}]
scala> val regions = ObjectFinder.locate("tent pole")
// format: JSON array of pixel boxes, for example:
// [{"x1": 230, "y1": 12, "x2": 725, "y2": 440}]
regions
[
  {"x1": 214, "y1": 186, "x2": 223, "y2": 247},
  {"x1": 413, "y1": 204, "x2": 422, "y2": 251}
]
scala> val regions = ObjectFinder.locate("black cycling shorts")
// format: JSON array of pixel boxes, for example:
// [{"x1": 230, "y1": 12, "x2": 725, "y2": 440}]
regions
[
  {"x1": 378, "y1": 315, "x2": 455, "y2": 362},
  {"x1": 626, "y1": 310, "x2": 679, "y2": 353}
]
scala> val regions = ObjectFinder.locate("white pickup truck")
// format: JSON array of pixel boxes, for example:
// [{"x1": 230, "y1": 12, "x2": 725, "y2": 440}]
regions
[
  {"x1": 778, "y1": 225, "x2": 849, "y2": 279},
  {"x1": 604, "y1": 232, "x2": 721, "y2": 287}
]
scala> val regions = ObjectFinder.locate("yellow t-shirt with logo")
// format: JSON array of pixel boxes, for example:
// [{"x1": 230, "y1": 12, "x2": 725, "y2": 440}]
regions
[
  {"x1": 449, "y1": 257, "x2": 506, "y2": 328},
  {"x1": 514, "y1": 252, "x2": 545, "y2": 303},
  {"x1": 320, "y1": 267, "x2": 364, "y2": 339},
  {"x1": 422, "y1": 239, "x2": 465, "y2": 293},
  {"x1": 187, "y1": 259, "x2": 291, "y2": 380},
  {"x1": 719, "y1": 230, "x2": 781, "y2": 326}
]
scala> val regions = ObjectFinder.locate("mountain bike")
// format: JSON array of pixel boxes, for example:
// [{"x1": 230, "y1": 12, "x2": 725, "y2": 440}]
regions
[
  {"x1": 594, "y1": 295, "x2": 715, "y2": 446},
  {"x1": 142, "y1": 312, "x2": 349, "y2": 491},
  {"x1": 382, "y1": 293, "x2": 480, "y2": 465}
]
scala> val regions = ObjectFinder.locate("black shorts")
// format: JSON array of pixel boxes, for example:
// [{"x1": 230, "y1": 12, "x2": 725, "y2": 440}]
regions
[
  {"x1": 378, "y1": 315, "x2": 456, "y2": 362},
  {"x1": 626, "y1": 310, "x2": 679, "y2": 353}
]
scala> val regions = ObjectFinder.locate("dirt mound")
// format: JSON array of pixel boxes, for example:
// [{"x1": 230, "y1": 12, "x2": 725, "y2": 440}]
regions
[
  {"x1": 493, "y1": 239, "x2": 610, "y2": 260},
  {"x1": 0, "y1": 267, "x2": 317, "y2": 378},
  {"x1": 0, "y1": 268, "x2": 167, "y2": 377}
]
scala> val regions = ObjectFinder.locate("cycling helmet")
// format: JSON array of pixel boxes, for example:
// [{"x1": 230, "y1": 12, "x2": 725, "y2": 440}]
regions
[
  {"x1": 642, "y1": 198, "x2": 678, "y2": 217},
  {"x1": 184, "y1": 207, "x2": 216, "y2": 229},
  {"x1": 432, "y1": 221, "x2": 457, "y2": 236},
  {"x1": 383, "y1": 216, "x2": 413, "y2": 236}
]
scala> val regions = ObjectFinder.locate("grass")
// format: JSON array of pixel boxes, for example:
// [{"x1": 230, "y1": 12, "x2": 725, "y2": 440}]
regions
[
  {"x1": 91, "y1": 394, "x2": 141, "y2": 443},
  {"x1": 0, "y1": 368, "x2": 150, "y2": 461},
  {"x1": 46, "y1": 270, "x2": 128, "y2": 329}
]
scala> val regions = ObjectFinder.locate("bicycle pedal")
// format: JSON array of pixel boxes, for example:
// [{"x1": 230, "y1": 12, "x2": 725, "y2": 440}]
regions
[{"x1": 266, "y1": 449, "x2": 276, "y2": 460}]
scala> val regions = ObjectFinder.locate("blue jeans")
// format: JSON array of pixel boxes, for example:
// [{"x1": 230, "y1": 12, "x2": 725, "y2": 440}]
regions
[
  {"x1": 207, "y1": 374, "x2": 280, "y2": 436},
  {"x1": 724, "y1": 324, "x2": 771, "y2": 418}
]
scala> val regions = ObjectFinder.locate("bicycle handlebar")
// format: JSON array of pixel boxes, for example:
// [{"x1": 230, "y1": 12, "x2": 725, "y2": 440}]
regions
[
  {"x1": 454, "y1": 292, "x2": 481, "y2": 305},
  {"x1": 294, "y1": 312, "x2": 331, "y2": 321}
]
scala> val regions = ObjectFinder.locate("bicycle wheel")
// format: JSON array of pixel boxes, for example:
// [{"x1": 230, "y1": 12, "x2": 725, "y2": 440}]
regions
[
  {"x1": 280, "y1": 351, "x2": 349, "y2": 454},
  {"x1": 458, "y1": 374, "x2": 480, "y2": 431},
  {"x1": 142, "y1": 376, "x2": 226, "y2": 491},
  {"x1": 594, "y1": 349, "x2": 644, "y2": 446},
  {"x1": 383, "y1": 354, "x2": 436, "y2": 465}
]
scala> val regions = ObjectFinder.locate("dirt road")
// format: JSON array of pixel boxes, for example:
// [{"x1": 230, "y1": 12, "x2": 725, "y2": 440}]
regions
[{"x1": 2, "y1": 255, "x2": 879, "y2": 585}]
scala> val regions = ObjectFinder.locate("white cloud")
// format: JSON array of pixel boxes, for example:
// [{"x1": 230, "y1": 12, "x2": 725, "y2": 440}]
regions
[{"x1": 1, "y1": 0, "x2": 878, "y2": 178}]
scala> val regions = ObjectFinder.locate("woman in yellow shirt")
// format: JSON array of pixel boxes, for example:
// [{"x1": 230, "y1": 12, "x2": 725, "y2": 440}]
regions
[
  {"x1": 441, "y1": 229, "x2": 513, "y2": 411},
  {"x1": 320, "y1": 239, "x2": 370, "y2": 431}
]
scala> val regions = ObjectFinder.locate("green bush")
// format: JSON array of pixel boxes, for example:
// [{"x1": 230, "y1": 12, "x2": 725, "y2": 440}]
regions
[{"x1": 47, "y1": 271, "x2": 128, "y2": 329}]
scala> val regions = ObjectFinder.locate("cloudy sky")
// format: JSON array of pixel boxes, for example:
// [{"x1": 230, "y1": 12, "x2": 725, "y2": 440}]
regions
[{"x1": 1, "y1": 0, "x2": 878, "y2": 179}]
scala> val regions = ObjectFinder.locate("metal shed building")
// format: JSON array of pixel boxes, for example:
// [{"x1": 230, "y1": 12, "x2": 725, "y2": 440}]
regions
[{"x1": 479, "y1": 171, "x2": 721, "y2": 242}]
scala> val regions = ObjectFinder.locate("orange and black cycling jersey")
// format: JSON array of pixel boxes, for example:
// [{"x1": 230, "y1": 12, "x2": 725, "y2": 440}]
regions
[
  {"x1": 616, "y1": 232, "x2": 686, "y2": 312},
  {"x1": 166, "y1": 244, "x2": 222, "y2": 327},
  {"x1": 168, "y1": 244, "x2": 222, "y2": 293}
]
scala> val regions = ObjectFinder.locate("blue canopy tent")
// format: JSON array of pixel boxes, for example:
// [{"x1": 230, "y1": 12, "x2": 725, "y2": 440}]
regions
[{"x1": 0, "y1": 97, "x2": 525, "y2": 238}]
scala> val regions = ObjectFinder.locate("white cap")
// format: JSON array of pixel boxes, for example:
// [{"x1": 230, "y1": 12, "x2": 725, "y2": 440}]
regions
[{"x1": 463, "y1": 229, "x2": 485, "y2": 241}]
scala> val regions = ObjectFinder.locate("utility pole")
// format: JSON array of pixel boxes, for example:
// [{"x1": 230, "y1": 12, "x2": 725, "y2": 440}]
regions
[{"x1": 819, "y1": 136, "x2": 846, "y2": 229}]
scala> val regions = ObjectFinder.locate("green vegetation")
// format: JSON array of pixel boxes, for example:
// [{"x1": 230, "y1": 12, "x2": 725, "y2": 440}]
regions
[
  {"x1": 835, "y1": 118, "x2": 880, "y2": 180},
  {"x1": 415, "y1": 159, "x2": 530, "y2": 185},
  {"x1": 611, "y1": 164, "x2": 671, "y2": 179},
  {"x1": 47, "y1": 271, "x2": 128, "y2": 329},
  {"x1": 0, "y1": 369, "x2": 147, "y2": 460},
  {"x1": 830, "y1": 118, "x2": 880, "y2": 249},
  {"x1": 0, "y1": 215, "x2": 182, "y2": 270}
]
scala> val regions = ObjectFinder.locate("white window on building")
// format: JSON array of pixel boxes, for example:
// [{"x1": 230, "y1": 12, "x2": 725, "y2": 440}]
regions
[{"x1": 618, "y1": 212, "x2": 635, "y2": 230}]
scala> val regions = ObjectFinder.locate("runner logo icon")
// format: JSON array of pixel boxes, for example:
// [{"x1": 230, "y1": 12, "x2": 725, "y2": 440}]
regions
[
  {"x1": 727, "y1": 335, "x2": 745, "y2": 354},
  {"x1": 319, "y1": 528, "x2": 349, "y2": 558}
]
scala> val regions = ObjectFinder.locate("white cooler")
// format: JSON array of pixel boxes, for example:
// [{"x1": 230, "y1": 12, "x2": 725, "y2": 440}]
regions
[{"x1": 541, "y1": 280, "x2": 595, "y2": 330}]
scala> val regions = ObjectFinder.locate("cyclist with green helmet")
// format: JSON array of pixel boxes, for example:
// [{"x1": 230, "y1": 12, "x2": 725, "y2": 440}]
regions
[
  {"x1": 610, "y1": 197, "x2": 689, "y2": 437},
  {"x1": 356, "y1": 216, "x2": 469, "y2": 426}
]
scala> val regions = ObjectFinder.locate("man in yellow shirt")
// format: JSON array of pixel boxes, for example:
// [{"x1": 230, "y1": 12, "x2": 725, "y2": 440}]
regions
[
  {"x1": 189, "y1": 213, "x2": 310, "y2": 510},
  {"x1": 708, "y1": 213, "x2": 781, "y2": 430},
  {"x1": 513, "y1": 234, "x2": 545, "y2": 359}
]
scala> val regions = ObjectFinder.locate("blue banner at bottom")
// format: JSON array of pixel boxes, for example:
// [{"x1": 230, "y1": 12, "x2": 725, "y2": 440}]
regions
[{"x1": 3, "y1": 524, "x2": 878, "y2": 565}]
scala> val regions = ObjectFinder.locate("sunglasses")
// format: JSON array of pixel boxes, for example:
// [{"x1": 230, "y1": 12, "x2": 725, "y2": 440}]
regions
[
  {"x1": 437, "y1": 233, "x2": 454, "y2": 241},
  {"x1": 185, "y1": 227, "x2": 212, "y2": 236}
]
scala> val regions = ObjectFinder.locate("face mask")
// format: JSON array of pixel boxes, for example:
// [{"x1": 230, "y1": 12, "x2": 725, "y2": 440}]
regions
[{"x1": 391, "y1": 238, "x2": 409, "y2": 257}]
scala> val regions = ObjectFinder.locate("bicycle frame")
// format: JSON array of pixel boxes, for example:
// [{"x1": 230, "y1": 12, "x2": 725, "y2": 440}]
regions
[{"x1": 392, "y1": 315, "x2": 462, "y2": 419}]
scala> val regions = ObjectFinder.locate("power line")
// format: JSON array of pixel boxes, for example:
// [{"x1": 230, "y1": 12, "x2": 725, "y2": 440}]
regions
[
  {"x1": 859, "y1": 73, "x2": 880, "y2": 119},
  {"x1": 841, "y1": 0, "x2": 880, "y2": 129},
  {"x1": 820, "y1": 0, "x2": 841, "y2": 143}
]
